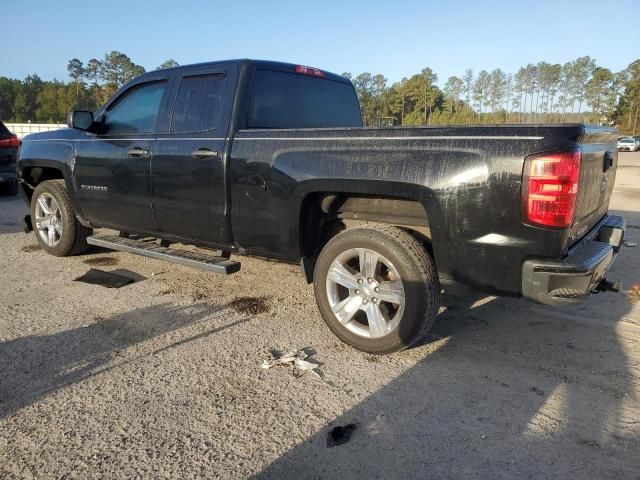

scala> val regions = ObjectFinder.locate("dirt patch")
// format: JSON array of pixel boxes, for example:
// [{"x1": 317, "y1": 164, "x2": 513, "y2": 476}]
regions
[
  {"x1": 20, "y1": 244, "x2": 41, "y2": 253},
  {"x1": 160, "y1": 277, "x2": 213, "y2": 301},
  {"x1": 228, "y1": 296, "x2": 271, "y2": 315},
  {"x1": 83, "y1": 256, "x2": 119, "y2": 267},
  {"x1": 629, "y1": 283, "x2": 640, "y2": 304}
]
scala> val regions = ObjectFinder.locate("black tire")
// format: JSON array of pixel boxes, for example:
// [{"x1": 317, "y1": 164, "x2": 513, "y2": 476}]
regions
[
  {"x1": 30, "y1": 180, "x2": 92, "y2": 256},
  {"x1": 0, "y1": 182, "x2": 18, "y2": 196},
  {"x1": 313, "y1": 224, "x2": 440, "y2": 354}
]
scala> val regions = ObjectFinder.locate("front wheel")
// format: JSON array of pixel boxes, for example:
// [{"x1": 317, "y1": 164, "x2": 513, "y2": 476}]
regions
[
  {"x1": 30, "y1": 180, "x2": 92, "y2": 256},
  {"x1": 313, "y1": 224, "x2": 440, "y2": 354}
]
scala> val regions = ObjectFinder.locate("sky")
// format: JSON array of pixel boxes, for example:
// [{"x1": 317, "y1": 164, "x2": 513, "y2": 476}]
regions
[{"x1": 3, "y1": 0, "x2": 638, "y2": 87}]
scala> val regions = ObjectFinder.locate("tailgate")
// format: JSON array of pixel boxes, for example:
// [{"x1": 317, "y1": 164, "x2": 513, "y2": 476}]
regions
[{"x1": 568, "y1": 127, "x2": 619, "y2": 245}]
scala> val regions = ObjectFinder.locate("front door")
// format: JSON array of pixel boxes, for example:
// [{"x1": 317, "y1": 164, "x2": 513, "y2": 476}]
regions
[
  {"x1": 151, "y1": 64, "x2": 237, "y2": 243},
  {"x1": 73, "y1": 79, "x2": 170, "y2": 231}
]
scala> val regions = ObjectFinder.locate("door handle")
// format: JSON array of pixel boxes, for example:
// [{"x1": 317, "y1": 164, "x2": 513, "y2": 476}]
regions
[
  {"x1": 128, "y1": 147, "x2": 149, "y2": 157},
  {"x1": 191, "y1": 148, "x2": 219, "y2": 159},
  {"x1": 603, "y1": 151, "x2": 613, "y2": 172}
]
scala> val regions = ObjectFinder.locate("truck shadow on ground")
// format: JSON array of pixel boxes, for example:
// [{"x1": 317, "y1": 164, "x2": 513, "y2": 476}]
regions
[
  {"x1": 255, "y1": 210, "x2": 639, "y2": 479},
  {"x1": 0, "y1": 195, "x2": 26, "y2": 235},
  {"x1": 0, "y1": 302, "x2": 254, "y2": 421},
  {"x1": 256, "y1": 294, "x2": 638, "y2": 478}
]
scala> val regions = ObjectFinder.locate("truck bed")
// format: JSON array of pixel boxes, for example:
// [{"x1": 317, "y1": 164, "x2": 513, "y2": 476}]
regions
[{"x1": 230, "y1": 123, "x2": 619, "y2": 295}]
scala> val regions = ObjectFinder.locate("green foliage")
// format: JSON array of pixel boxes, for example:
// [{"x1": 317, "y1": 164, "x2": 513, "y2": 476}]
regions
[
  {"x1": 347, "y1": 56, "x2": 638, "y2": 129},
  {"x1": 0, "y1": 51, "x2": 148, "y2": 122},
  {"x1": 613, "y1": 60, "x2": 640, "y2": 134},
  {"x1": 0, "y1": 53, "x2": 638, "y2": 132},
  {"x1": 101, "y1": 51, "x2": 146, "y2": 88},
  {"x1": 157, "y1": 59, "x2": 179, "y2": 69}
]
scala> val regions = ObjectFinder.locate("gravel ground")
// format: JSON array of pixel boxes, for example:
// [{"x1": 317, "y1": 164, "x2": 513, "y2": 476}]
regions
[{"x1": 1, "y1": 153, "x2": 639, "y2": 479}]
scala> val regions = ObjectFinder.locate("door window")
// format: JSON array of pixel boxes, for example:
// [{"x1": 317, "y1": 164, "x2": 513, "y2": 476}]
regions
[
  {"x1": 104, "y1": 81, "x2": 166, "y2": 134},
  {"x1": 171, "y1": 74, "x2": 226, "y2": 133}
]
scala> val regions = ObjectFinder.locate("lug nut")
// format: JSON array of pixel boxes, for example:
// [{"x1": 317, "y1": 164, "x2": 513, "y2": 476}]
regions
[
  {"x1": 363, "y1": 299, "x2": 368, "y2": 304},
  {"x1": 374, "y1": 286, "x2": 380, "y2": 293},
  {"x1": 367, "y1": 278, "x2": 373, "y2": 283},
  {"x1": 355, "y1": 289, "x2": 360, "y2": 294},
  {"x1": 372, "y1": 298, "x2": 378, "y2": 304},
  {"x1": 357, "y1": 279, "x2": 363, "y2": 285}
]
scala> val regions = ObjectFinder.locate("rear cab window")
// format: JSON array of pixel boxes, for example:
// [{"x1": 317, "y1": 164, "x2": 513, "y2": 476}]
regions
[{"x1": 248, "y1": 69, "x2": 362, "y2": 129}]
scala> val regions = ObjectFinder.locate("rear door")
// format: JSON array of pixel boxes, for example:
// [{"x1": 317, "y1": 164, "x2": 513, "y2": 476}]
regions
[
  {"x1": 151, "y1": 64, "x2": 237, "y2": 242},
  {"x1": 73, "y1": 78, "x2": 170, "y2": 231}
]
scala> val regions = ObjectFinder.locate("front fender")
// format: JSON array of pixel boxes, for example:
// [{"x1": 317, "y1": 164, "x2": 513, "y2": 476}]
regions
[{"x1": 17, "y1": 140, "x2": 83, "y2": 216}]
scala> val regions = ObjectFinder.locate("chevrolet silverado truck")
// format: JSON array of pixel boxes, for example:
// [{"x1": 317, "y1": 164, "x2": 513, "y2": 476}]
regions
[{"x1": 16, "y1": 60, "x2": 625, "y2": 354}]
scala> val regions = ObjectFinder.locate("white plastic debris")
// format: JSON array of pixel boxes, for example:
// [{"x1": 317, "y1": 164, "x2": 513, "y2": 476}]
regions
[
  {"x1": 260, "y1": 349, "x2": 322, "y2": 379},
  {"x1": 624, "y1": 241, "x2": 637, "y2": 247}
]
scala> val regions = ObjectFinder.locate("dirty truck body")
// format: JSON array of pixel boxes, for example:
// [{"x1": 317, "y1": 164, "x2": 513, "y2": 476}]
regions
[{"x1": 17, "y1": 60, "x2": 625, "y2": 354}]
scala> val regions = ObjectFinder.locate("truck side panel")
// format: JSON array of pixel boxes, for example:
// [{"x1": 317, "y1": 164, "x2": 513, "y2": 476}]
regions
[{"x1": 228, "y1": 125, "x2": 598, "y2": 295}]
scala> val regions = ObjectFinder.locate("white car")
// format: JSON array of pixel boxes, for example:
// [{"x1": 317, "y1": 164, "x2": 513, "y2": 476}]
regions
[{"x1": 617, "y1": 137, "x2": 638, "y2": 152}]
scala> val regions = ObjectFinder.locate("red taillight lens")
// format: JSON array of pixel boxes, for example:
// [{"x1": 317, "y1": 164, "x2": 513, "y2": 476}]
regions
[
  {"x1": 294, "y1": 65, "x2": 325, "y2": 77},
  {"x1": 0, "y1": 134, "x2": 20, "y2": 147},
  {"x1": 524, "y1": 150, "x2": 581, "y2": 228}
]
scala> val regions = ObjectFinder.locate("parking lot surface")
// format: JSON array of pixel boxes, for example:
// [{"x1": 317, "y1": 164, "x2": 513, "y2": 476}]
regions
[{"x1": 1, "y1": 153, "x2": 639, "y2": 479}]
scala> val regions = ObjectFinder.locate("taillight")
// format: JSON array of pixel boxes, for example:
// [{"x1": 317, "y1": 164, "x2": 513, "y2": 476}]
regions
[
  {"x1": 294, "y1": 65, "x2": 325, "y2": 77},
  {"x1": 0, "y1": 134, "x2": 20, "y2": 148},
  {"x1": 523, "y1": 149, "x2": 581, "y2": 228}
]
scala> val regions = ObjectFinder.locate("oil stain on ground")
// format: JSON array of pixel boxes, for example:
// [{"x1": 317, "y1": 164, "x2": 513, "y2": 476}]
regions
[
  {"x1": 20, "y1": 245, "x2": 41, "y2": 253},
  {"x1": 83, "y1": 256, "x2": 120, "y2": 267},
  {"x1": 228, "y1": 296, "x2": 272, "y2": 315}
]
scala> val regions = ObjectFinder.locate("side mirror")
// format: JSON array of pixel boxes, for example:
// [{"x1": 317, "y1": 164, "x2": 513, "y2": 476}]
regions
[{"x1": 66, "y1": 110, "x2": 94, "y2": 131}]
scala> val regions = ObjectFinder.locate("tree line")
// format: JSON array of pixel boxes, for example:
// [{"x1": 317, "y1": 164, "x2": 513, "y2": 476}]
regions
[
  {"x1": 346, "y1": 56, "x2": 639, "y2": 133},
  {"x1": 0, "y1": 52, "x2": 638, "y2": 134},
  {"x1": 0, "y1": 51, "x2": 178, "y2": 124}
]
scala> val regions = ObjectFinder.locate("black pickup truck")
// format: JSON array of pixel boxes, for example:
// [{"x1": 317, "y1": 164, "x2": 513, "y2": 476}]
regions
[{"x1": 17, "y1": 59, "x2": 625, "y2": 354}]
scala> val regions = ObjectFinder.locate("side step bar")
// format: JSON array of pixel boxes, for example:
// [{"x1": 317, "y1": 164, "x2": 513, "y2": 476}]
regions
[{"x1": 87, "y1": 234, "x2": 241, "y2": 275}]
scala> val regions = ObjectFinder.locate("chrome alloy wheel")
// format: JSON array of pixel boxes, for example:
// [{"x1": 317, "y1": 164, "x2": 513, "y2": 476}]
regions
[
  {"x1": 325, "y1": 247, "x2": 406, "y2": 338},
  {"x1": 34, "y1": 192, "x2": 63, "y2": 247}
]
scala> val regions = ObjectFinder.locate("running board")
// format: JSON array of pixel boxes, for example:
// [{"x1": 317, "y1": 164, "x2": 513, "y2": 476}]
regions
[{"x1": 87, "y1": 235, "x2": 241, "y2": 275}]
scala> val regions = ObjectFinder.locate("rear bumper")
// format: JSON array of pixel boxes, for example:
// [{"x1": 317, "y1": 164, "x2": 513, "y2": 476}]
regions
[{"x1": 522, "y1": 214, "x2": 625, "y2": 305}]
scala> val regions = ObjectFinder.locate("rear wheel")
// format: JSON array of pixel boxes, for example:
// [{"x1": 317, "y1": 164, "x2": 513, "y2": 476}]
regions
[
  {"x1": 30, "y1": 180, "x2": 92, "y2": 256},
  {"x1": 313, "y1": 224, "x2": 440, "y2": 354}
]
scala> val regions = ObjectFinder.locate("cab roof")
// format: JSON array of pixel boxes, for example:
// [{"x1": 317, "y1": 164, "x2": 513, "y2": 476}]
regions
[{"x1": 154, "y1": 59, "x2": 351, "y2": 84}]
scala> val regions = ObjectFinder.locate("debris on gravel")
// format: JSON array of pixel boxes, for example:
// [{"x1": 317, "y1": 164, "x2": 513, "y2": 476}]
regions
[
  {"x1": 260, "y1": 348, "x2": 322, "y2": 378},
  {"x1": 327, "y1": 424, "x2": 357, "y2": 447},
  {"x1": 228, "y1": 296, "x2": 271, "y2": 315},
  {"x1": 83, "y1": 256, "x2": 120, "y2": 267},
  {"x1": 74, "y1": 268, "x2": 136, "y2": 288},
  {"x1": 628, "y1": 283, "x2": 640, "y2": 304}
]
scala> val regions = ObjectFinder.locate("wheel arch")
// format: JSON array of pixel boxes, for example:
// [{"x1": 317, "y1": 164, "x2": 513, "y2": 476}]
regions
[
  {"x1": 294, "y1": 179, "x2": 449, "y2": 282},
  {"x1": 18, "y1": 140, "x2": 75, "y2": 202}
]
